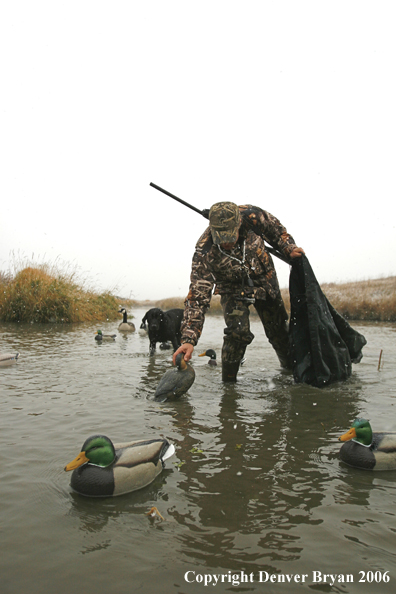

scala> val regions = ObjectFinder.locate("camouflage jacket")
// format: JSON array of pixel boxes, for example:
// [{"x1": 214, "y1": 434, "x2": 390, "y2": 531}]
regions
[{"x1": 181, "y1": 205, "x2": 298, "y2": 346}]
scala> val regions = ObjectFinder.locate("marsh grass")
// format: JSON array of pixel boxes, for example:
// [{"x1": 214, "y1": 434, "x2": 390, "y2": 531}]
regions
[
  {"x1": 320, "y1": 276, "x2": 396, "y2": 322},
  {"x1": 139, "y1": 277, "x2": 396, "y2": 322},
  {"x1": 0, "y1": 256, "x2": 121, "y2": 323}
]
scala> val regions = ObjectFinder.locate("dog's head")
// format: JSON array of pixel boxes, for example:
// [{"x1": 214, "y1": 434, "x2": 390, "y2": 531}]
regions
[{"x1": 142, "y1": 308, "x2": 164, "y2": 332}]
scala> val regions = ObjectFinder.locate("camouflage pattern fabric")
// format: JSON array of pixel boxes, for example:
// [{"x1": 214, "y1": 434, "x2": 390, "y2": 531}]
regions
[
  {"x1": 221, "y1": 295, "x2": 255, "y2": 364},
  {"x1": 180, "y1": 204, "x2": 297, "y2": 364},
  {"x1": 253, "y1": 295, "x2": 291, "y2": 368},
  {"x1": 221, "y1": 293, "x2": 290, "y2": 367}
]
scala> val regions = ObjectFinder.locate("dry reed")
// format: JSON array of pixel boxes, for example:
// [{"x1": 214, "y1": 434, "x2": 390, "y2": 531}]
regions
[
  {"x1": 320, "y1": 277, "x2": 396, "y2": 322},
  {"x1": 0, "y1": 256, "x2": 121, "y2": 323}
]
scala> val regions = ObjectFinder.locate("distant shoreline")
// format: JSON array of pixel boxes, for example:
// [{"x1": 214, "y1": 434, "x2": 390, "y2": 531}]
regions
[{"x1": 131, "y1": 276, "x2": 396, "y2": 323}]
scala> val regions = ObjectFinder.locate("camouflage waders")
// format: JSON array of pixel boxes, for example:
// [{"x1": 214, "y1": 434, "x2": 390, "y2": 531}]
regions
[{"x1": 221, "y1": 293, "x2": 291, "y2": 381}]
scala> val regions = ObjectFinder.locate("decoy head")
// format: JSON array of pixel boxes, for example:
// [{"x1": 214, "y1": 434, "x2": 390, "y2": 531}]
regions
[
  {"x1": 338, "y1": 418, "x2": 373, "y2": 446},
  {"x1": 199, "y1": 349, "x2": 217, "y2": 364},
  {"x1": 199, "y1": 349, "x2": 217, "y2": 360},
  {"x1": 64, "y1": 435, "x2": 116, "y2": 471},
  {"x1": 175, "y1": 352, "x2": 188, "y2": 371}
]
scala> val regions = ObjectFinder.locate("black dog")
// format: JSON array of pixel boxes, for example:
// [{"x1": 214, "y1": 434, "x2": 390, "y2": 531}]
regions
[{"x1": 140, "y1": 308, "x2": 184, "y2": 355}]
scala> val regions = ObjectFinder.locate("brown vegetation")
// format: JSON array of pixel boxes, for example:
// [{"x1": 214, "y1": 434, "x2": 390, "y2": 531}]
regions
[
  {"x1": 318, "y1": 276, "x2": 396, "y2": 322},
  {"x1": 0, "y1": 261, "x2": 122, "y2": 323}
]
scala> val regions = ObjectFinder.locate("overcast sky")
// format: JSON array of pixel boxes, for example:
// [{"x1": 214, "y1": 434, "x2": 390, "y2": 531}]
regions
[{"x1": 1, "y1": 1, "x2": 395, "y2": 300}]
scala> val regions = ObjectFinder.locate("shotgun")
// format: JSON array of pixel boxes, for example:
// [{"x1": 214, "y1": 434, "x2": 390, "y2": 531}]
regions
[{"x1": 149, "y1": 182, "x2": 288, "y2": 263}]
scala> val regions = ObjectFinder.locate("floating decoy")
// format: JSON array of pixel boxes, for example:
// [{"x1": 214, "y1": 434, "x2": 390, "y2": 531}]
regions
[
  {"x1": 118, "y1": 308, "x2": 136, "y2": 332},
  {"x1": 95, "y1": 330, "x2": 116, "y2": 341},
  {"x1": 0, "y1": 352, "x2": 19, "y2": 366},
  {"x1": 159, "y1": 342, "x2": 172, "y2": 350},
  {"x1": 198, "y1": 349, "x2": 217, "y2": 366},
  {"x1": 64, "y1": 435, "x2": 175, "y2": 497},
  {"x1": 338, "y1": 418, "x2": 396, "y2": 471},
  {"x1": 154, "y1": 353, "x2": 195, "y2": 402},
  {"x1": 138, "y1": 322, "x2": 148, "y2": 336}
]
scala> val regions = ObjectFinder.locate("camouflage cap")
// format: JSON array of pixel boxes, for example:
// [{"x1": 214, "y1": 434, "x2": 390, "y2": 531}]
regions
[{"x1": 209, "y1": 202, "x2": 241, "y2": 245}]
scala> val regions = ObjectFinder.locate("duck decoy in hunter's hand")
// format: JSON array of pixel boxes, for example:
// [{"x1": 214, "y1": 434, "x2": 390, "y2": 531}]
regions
[
  {"x1": 95, "y1": 330, "x2": 116, "y2": 341},
  {"x1": 64, "y1": 435, "x2": 175, "y2": 497},
  {"x1": 199, "y1": 349, "x2": 217, "y2": 366},
  {"x1": 0, "y1": 352, "x2": 19, "y2": 366},
  {"x1": 338, "y1": 418, "x2": 396, "y2": 471},
  {"x1": 154, "y1": 353, "x2": 195, "y2": 402},
  {"x1": 118, "y1": 308, "x2": 136, "y2": 332}
]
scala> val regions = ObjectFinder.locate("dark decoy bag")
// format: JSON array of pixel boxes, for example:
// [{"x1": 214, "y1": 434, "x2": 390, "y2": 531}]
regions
[{"x1": 289, "y1": 255, "x2": 367, "y2": 387}]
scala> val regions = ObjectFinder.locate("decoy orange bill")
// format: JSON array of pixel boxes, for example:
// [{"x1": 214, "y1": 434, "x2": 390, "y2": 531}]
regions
[
  {"x1": 64, "y1": 451, "x2": 89, "y2": 471},
  {"x1": 338, "y1": 427, "x2": 357, "y2": 442}
]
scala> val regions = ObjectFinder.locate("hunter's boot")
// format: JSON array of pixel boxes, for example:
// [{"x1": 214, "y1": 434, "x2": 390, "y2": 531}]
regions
[{"x1": 222, "y1": 359, "x2": 240, "y2": 382}]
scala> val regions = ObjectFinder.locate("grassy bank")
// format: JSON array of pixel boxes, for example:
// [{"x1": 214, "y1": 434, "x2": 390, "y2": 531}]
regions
[
  {"x1": 316, "y1": 276, "x2": 396, "y2": 322},
  {"x1": 135, "y1": 276, "x2": 396, "y2": 323},
  {"x1": 0, "y1": 261, "x2": 123, "y2": 324}
]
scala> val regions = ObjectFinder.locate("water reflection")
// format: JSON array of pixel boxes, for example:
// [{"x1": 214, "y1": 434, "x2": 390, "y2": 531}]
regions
[
  {"x1": 66, "y1": 468, "x2": 175, "y2": 555},
  {"x1": 150, "y1": 374, "x2": 367, "y2": 572}
]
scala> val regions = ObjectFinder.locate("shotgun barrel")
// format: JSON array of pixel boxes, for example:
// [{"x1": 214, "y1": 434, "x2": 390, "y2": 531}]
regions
[{"x1": 150, "y1": 182, "x2": 209, "y2": 219}]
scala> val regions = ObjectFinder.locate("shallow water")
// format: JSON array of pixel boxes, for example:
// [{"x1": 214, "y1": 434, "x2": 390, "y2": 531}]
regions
[{"x1": 1, "y1": 309, "x2": 396, "y2": 594}]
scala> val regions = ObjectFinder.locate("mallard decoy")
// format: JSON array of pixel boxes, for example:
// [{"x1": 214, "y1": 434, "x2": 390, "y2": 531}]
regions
[
  {"x1": 154, "y1": 353, "x2": 195, "y2": 402},
  {"x1": 198, "y1": 349, "x2": 217, "y2": 366},
  {"x1": 64, "y1": 435, "x2": 175, "y2": 497},
  {"x1": 118, "y1": 308, "x2": 136, "y2": 332},
  {"x1": 0, "y1": 352, "x2": 19, "y2": 366},
  {"x1": 338, "y1": 418, "x2": 396, "y2": 471},
  {"x1": 95, "y1": 330, "x2": 116, "y2": 341}
]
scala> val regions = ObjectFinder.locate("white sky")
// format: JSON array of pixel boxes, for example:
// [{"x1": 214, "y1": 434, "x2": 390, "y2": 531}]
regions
[{"x1": 1, "y1": 1, "x2": 395, "y2": 300}]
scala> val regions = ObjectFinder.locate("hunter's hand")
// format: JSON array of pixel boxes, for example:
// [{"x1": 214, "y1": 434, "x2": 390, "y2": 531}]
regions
[
  {"x1": 290, "y1": 247, "x2": 305, "y2": 258},
  {"x1": 173, "y1": 343, "x2": 194, "y2": 364}
]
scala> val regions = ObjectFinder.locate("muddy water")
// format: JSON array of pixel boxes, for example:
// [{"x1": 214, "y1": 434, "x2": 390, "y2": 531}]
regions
[{"x1": 1, "y1": 310, "x2": 396, "y2": 593}]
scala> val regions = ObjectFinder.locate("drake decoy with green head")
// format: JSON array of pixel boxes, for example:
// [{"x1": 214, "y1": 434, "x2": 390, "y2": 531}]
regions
[
  {"x1": 118, "y1": 308, "x2": 136, "y2": 332},
  {"x1": 338, "y1": 418, "x2": 396, "y2": 471},
  {"x1": 0, "y1": 352, "x2": 19, "y2": 366},
  {"x1": 64, "y1": 434, "x2": 175, "y2": 497},
  {"x1": 154, "y1": 353, "x2": 195, "y2": 402},
  {"x1": 95, "y1": 330, "x2": 116, "y2": 341},
  {"x1": 199, "y1": 349, "x2": 217, "y2": 365}
]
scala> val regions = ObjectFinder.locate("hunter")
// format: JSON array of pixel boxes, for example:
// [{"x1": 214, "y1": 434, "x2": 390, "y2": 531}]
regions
[{"x1": 173, "y1": 202, "x2": 304, "y2": 381}]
